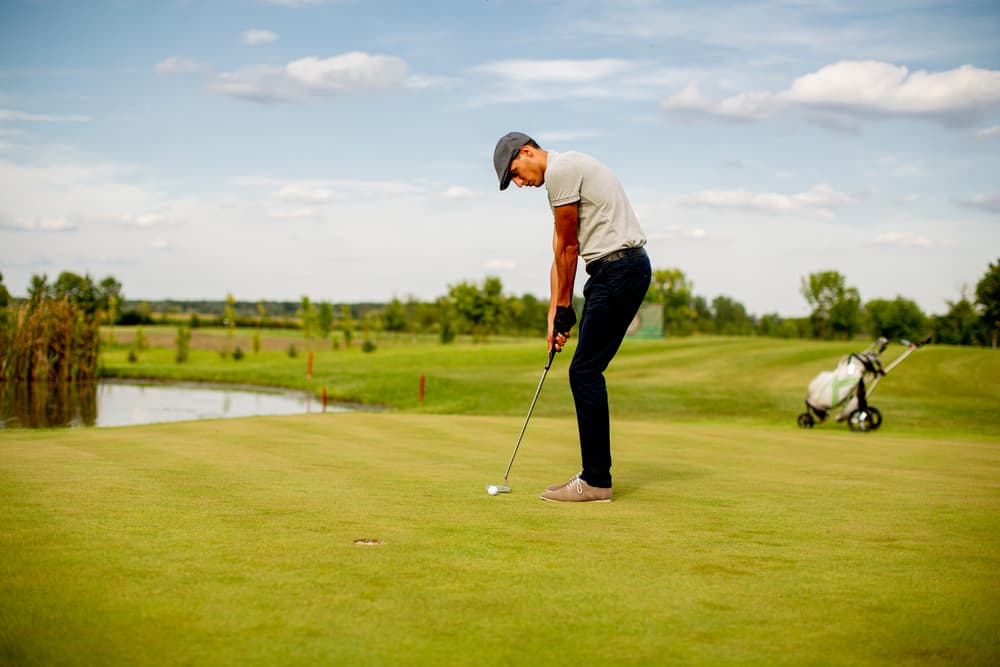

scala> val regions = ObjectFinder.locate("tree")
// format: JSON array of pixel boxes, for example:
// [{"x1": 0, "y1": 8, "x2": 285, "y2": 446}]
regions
[
  {"x1": 449, "y1": 276, "x2": 505, "y2": 341},
  {"x1": 646, "y1": 268, "x2": 695, "y2": 336},
  {"x1": 98, "y1": 276, "x2": 123, "y2": 317},
  {"x1": 297, "y1": 296, "x2": 316, "y2": 348},
  {"x1": 317, "y1": 301, "x2": 335, "y2": 338},
  {"x1": 53, "y1": 271, "x2": 100, "y2": 315},
  {"x1": 384, "y1": 298, "x2": 407, "y2": 333},
  {"x1": 0, "y1": 272, "x2": 10, "y2": 309},
  {"x1": 975, "y1": 258, "x2": 1000, "y2": 348},
  {"x1": 931, "y1": 293, "x2": 984, "y2": 346},
  {"x1": 223, "y1": 293, "x2": 236, "y2": 357},
  {"x1": 28, "y1": 273, "x2": 51, "y2": 304},
  {"x1": 865, "y1": 297, "x2": 926, "y2": 341},
  {"x1": 801, "y1": 270, "x2": 861, "y2": 340},
  {"x1": 712, "y1": 295, "x2": 753, "y2": 335}
]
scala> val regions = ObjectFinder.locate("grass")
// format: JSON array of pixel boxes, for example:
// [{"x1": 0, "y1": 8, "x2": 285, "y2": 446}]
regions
[
  {"x1": 2, "y1": 415, "x2": 998, "y2": 665},
  {"x1": 3, "y1": 331, "x2": 1000, "y2": 664}
]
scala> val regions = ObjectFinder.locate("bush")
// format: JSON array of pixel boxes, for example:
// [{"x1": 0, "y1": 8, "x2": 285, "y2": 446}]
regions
[
  {"x1": 440, "y1": 319, "x2": 456, "y2": 344},
  {"x1": 252, "y1": 333, "x2": 261, "y2": 355},
  {"x1": 287, "y1": 343, "x2": 298, "y2": 358},
  {"x1": 175, "y1": 325, "x2": 191, "y2": 363},
  {"x1": 127, "y1": 349, "x2": 138, "y2": 363},
  {"x1": 362, "y1": 339, "x2": 377, "y2": 354},
  {"x1": 232, "y1": 346, "x2": 244, "y2": 361},
  {"x1": 118, "y1": 309, "x2": 155, "y2": 326}
]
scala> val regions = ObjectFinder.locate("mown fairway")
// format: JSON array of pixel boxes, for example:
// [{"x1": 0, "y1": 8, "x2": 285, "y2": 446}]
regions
[{"x1": 2, "y1": 335, "x2": 999, "y2": 665}]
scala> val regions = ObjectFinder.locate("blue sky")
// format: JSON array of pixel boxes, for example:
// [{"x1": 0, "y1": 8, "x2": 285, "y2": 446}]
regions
[{"x1": 1, "y1": 0, "x2": 998, "y2": 316}]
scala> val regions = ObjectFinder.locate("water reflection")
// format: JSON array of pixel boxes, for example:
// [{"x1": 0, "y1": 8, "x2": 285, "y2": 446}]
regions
[
  {"x1": 0, "y1": 381, "x2": 341, "y2": 429},
  {"x1": 0, "y1": 382, "x2": 97, "y2": 428}
]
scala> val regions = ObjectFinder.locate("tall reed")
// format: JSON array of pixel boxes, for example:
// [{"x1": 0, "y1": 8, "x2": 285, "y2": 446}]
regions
[{"x1": 0, "y1": 297, "x2": 101, "y2": 382}]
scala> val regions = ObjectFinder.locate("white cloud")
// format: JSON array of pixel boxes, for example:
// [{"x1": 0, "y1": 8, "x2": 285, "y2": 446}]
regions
[
  {"x1": 676, "y1": 184, "x2": 854, "y2": 218},
  {"x1": 648, "y1": 225, "x2": 726, "y2": 242},
  {"x1": 955, "y1": 193, "x2": 1000, "y2": 214},
  {"x1": 242, "y1": 29, "x2": 279, "y2": 45},
  {"x1": 404, "y1": 74, "x2": 459, "y2": 91},
  {"x1": 1, "y1": 216, "x2": 78, "y2": 232},
  {"x1": 276, "y1": 185, "x2": 331, "y2": 204},
  {"x1": 268, "y1": 207, "x2": 321, "y2": 220},
  {"x1": 874, "y1": 232, "x2": 950, "y2": 248},
  {"x1": 209, "y1": 52, "x2": 408, "y2": 102},
  {"x1": 442, "y1": 185, "x2": 478, "y2": 200},
  {"x1": 121, "y1": 213, "x2": 177, "y2": 227},
  {"x1": 472, "y1": 59, "x2": 632, "y2": 84},
  {"x1": 155, "y1": 57, "x2": 203, "y2": 76},
  {"x1": 536, "y1": 129, "x2": 608, "y2": 143},
  {"x1": 0, "y1": 109, "x2": 90, "y2": 123},
  {"x1": 974, "y1": 125, "x2": 1000, "y2": 141},
  {"x1": 149, "y1": 238, "x2": 172, "y2": 250},
  {"x1": 662, "y1": 61, "x2": 1000, "y2": 128},
  {"x1": 484, "y1": 259, "x2": 516, "y2": 271}
]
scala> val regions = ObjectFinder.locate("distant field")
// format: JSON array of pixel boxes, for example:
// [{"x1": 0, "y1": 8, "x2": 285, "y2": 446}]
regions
[
  {"x1": 3, "y1": 332, "x2": 998, "y2": 664},
  {"x1": 101, "y1": 328, "x2": 1000, "y2": 438}
]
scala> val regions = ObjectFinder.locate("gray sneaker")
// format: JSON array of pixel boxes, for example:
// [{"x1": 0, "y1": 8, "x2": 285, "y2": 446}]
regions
[{"x1": 540, "y1": 476, "x2": 612, "y2": 502}]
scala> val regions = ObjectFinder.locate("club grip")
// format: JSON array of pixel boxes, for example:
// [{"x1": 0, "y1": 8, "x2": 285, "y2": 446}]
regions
[{"x1": 546, "y1": 346, "x2": 556, "y2": 370}]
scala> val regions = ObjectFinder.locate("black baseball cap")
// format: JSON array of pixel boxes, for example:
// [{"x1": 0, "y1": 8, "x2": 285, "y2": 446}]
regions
[{"x1": 493, "y1": 131, "x2": 533, "y2": 191}]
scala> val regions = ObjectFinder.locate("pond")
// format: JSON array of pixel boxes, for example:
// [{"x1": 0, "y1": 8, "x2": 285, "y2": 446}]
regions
[{"x1": 0, "y1": 380, "x2": 347, "y2": 429}]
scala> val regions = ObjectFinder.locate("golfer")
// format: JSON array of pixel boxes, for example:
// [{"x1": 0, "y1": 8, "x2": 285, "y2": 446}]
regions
[{"x1": 493, "y1": 132, "x2": 651, "y2": 502}]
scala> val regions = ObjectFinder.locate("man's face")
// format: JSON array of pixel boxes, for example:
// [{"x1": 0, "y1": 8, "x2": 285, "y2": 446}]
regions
[{"x1": 509, "y1": 147, "x2": 544, "y2": 188}]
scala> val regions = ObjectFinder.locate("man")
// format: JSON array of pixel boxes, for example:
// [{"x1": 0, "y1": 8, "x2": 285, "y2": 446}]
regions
[{"x1": 493, "y1": 131, "x2": 651, "y2": 503}]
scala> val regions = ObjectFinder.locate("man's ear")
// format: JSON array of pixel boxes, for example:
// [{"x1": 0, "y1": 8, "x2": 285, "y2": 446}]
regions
[{"x1": 520, "y1": 145, "x2": 534, "y2": 158}]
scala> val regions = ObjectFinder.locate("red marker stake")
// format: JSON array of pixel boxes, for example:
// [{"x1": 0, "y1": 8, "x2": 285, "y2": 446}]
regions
[{"x1": 420, "y1": 374, "x2": 426, "y2": 402}]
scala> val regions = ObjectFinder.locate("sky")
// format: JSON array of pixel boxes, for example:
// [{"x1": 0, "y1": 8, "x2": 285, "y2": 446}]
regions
[{"x1": 1, "y1": 0, "x2": 998, "y2": 317}]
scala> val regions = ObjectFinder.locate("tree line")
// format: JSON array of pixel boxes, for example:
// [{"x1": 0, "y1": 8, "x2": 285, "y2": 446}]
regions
[{"x1": 2, "y1": 258, "x2": 998, "y2": 348}]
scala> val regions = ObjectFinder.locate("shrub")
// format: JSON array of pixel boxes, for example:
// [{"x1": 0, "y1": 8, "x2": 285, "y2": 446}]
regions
[
  {"x1": 128, "y1": 349, "x2": 138, "y2": 363},
  {"x1": 252, "y1": 333, "x2": 261, "y2": 355},
  {"x1": 362, "y1": 339, "x2": 377, "y2": 353},
  {"x1": 175, "y1": 325, "x2": 191, "y2": 363},
  {"x1": 232, "y1": 346, "x2": 244, "y2": 361},
  {"x1": 287, "y1": 343, "x2": 298, "y2": 358}
]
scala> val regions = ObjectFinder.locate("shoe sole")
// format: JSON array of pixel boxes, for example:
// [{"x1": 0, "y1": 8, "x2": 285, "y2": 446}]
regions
[{"x1": 539, "y1": 496, "x2": 612, "y2": 503}]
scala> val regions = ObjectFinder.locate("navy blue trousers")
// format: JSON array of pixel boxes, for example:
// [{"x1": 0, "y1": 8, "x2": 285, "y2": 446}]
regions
[{"x1": 571, "y1": 250, "x2": 651, "y2": 488}]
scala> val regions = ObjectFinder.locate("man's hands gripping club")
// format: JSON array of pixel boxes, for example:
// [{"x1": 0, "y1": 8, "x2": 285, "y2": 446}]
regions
[{"x1": 549, "y1": 305, "x2": 576, "y2": 353}]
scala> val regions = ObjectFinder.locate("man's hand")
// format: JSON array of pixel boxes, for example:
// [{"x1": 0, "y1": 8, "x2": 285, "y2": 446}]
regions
[
  {"x1": 548, "y1": 305, "x2": 576, "y2": 353},
  {"x1": 554, "y1": 305, "x2": 576, "y2": 334}
]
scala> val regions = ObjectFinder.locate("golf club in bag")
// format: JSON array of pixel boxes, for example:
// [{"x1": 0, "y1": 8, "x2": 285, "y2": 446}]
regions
[
  {"x1": 487, "y1": 347, "x2": 557, "y2": 495},
  {"x1": 797, "y1": 335, "x2": 931, "y2": 432}
]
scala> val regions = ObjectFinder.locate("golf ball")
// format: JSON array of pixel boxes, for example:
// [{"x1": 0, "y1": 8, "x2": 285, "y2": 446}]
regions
[{"x1": 487, "y1": 485, "x2": 498, "y2": 496}]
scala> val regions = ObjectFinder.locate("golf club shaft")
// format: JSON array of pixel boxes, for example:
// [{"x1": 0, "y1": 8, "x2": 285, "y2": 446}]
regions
[{"x1": 503, "y1": 348, "x2": 557, "y2": 483}]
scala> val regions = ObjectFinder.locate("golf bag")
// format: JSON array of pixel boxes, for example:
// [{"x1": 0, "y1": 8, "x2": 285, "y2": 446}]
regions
[{"x1": 797, "y1": 336, "x2": 930, "y2": 432}]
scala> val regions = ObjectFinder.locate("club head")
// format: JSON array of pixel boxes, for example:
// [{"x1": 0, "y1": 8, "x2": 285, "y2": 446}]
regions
[{"x1": 486, "y1": 484, "x2": 512, "y2": 495}]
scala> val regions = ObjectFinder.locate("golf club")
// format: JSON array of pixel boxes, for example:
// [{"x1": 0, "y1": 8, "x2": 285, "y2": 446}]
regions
[{"x1": 487, "y1": 346, "x2": 557, "y2": 495}]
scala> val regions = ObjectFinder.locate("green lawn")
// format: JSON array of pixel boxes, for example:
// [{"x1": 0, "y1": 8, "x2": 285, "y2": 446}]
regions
[{"x1": 3, "y1": 335, "x2": 999, "y2": 665}]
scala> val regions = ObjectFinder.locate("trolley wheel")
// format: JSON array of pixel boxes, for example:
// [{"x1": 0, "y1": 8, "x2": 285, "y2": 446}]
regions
[
  {"x1": 847, "y1": 408, "x2": 880, "y2": 433},
  {"x1": 867, "y1": 407, "x2": 883, "y2": 431},
  {"x1": 797, "y1": 413, "x2": 815, "y2": 429}
]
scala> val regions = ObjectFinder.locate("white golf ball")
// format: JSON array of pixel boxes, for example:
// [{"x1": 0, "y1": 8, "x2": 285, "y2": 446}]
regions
[{"x1": 487, "y1": 485, "x2": 498, "y2": 496}]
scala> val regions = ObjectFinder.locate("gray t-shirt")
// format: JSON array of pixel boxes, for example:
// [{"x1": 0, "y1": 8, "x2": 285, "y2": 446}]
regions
[{"x1": 544, "y1": 151, "x2": 646, "y2": 262}]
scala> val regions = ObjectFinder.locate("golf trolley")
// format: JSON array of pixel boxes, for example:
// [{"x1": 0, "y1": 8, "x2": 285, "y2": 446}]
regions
[{"x1": 797, "y1": 335, "x2": 931, "y2": 432}]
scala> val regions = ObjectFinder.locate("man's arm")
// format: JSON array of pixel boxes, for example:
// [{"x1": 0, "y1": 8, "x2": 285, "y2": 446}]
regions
[{"x1": 548, "y1": 203, "x2": 580, "y2": 352}]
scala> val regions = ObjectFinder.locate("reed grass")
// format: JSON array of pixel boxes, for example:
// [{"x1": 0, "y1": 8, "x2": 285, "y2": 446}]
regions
[{"x1": 0, "y1": 298, "x2": 101, "y2": 382}]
